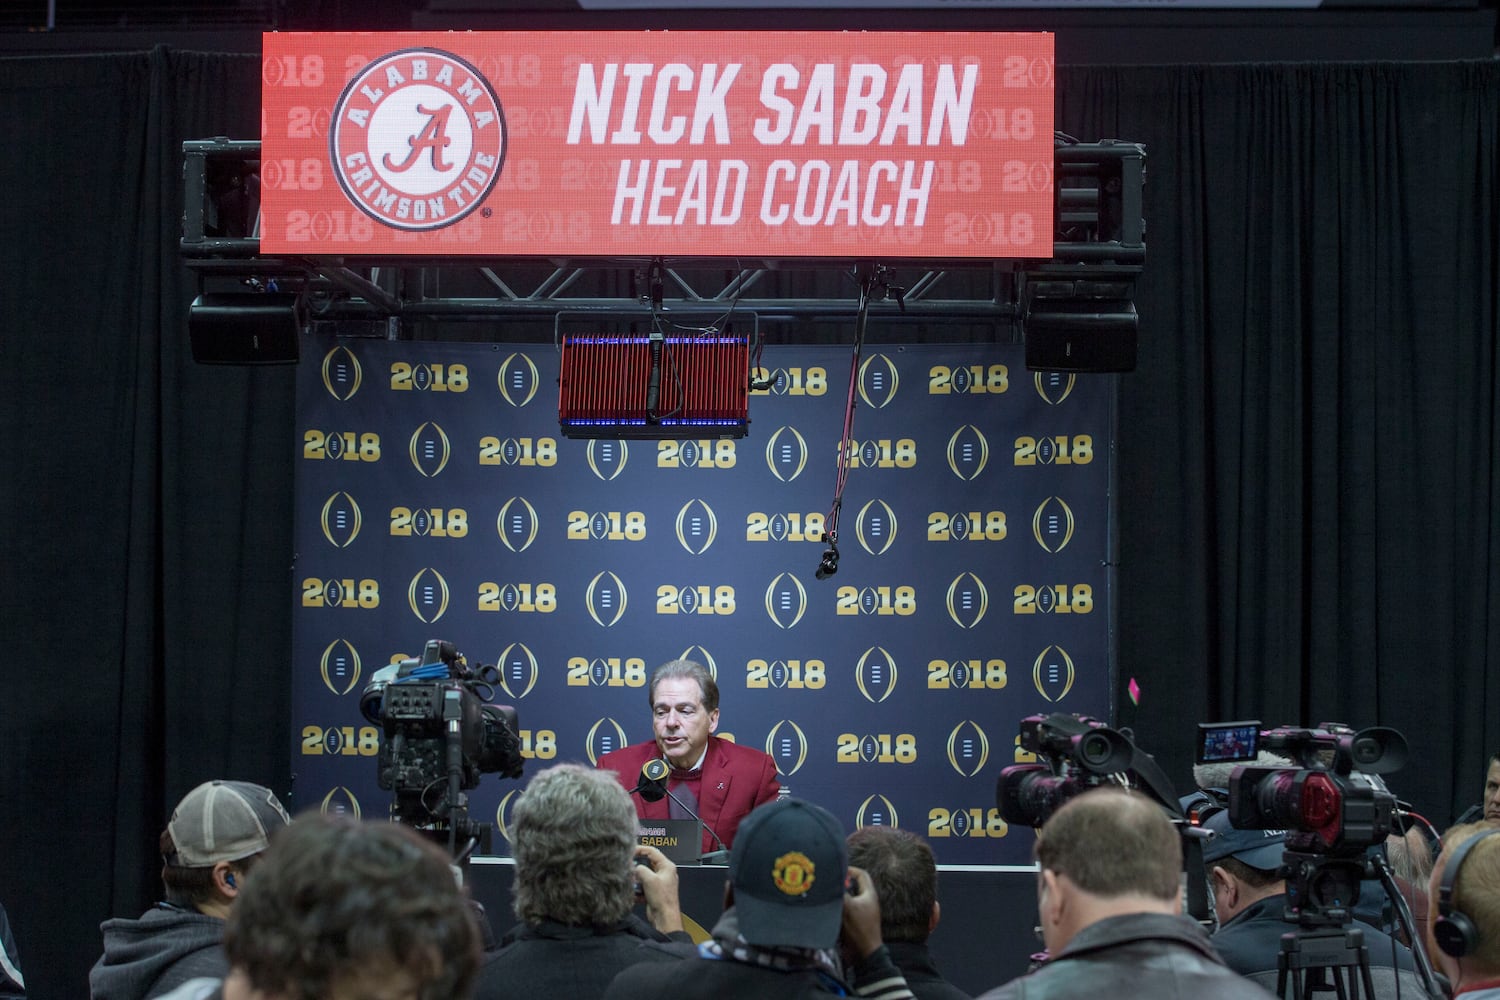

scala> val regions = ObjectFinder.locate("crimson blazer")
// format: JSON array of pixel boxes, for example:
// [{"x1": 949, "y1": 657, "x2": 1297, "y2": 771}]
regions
[{"x1": 597, "y1": 736, "x2": 781, "y2": 853}]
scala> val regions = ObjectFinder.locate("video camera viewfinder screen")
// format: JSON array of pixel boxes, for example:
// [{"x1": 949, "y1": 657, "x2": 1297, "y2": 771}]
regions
[{"x1": 1196, "y1": 721, "x2": 1261, "y2": 764}]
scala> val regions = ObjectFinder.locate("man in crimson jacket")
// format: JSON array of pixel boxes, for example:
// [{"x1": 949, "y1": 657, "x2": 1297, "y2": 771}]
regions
[{"x1": 598, "y1": 659, "x2": 781, "y2": 855}]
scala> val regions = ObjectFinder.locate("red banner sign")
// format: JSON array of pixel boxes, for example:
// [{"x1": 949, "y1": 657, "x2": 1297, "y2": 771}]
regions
[{"x1": 261, "y1": 31, "x2": 1054, "y2": 259}]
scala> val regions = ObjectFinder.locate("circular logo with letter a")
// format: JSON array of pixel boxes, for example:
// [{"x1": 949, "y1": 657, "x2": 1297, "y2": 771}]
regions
[{"x1": 331, "y1": 48, "x2": 506, "y2": 231}]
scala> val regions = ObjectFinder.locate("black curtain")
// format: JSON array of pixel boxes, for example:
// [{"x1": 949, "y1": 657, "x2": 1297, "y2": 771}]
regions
[
  {"x1": 1060, "y1": 62, "x2": 1500, "y2": 817},
  {"x1": 1, "y1": 48, "x2": 1497, "y2": 999},
  {"x1": 0, "y1": 48, "x2": 292, "y2": 999}
]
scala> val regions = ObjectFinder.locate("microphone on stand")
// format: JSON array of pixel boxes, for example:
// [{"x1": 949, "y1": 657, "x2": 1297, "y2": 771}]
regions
[
  {"x1": 632, "y1": 758, "x2": 729, "y2": 863},
  {"x1": 629, "y1": 758, "x2": 671, "y2": 802}
]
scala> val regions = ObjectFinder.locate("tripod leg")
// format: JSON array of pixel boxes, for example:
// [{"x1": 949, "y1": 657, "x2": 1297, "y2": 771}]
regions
[
  {"x1": 1357, "y1": 958, "x2": 1376, "y2": 1000},
  {"x1": 1278, "y1": 951, "x2": 1295, "y2": 1000}
]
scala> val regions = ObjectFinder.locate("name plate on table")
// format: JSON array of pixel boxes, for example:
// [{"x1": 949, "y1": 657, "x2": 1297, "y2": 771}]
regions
[{"x1": 638, "y1": 819, "x2": 702, "y2": 864}]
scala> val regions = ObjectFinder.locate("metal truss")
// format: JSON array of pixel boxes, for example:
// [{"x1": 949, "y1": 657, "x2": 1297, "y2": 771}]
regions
[{"x1": 181, "y1": 137, "x2": 1144, "y2": 337}]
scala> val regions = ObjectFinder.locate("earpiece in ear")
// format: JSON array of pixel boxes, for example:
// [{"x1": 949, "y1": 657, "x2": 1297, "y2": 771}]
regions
[{"x1": 225, "y1": 872, "x2": 237, "y2": 889}]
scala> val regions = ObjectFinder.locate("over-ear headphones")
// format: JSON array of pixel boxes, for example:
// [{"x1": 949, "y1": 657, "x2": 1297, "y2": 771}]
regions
[{"x1": 1434, "y1": 828, "x2": 1500, "y2": 957}]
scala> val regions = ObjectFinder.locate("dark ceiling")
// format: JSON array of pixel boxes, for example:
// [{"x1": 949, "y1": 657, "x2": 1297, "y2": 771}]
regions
[{"x1": 1, "y1": 0, "x2": 1495, "y2": 63}]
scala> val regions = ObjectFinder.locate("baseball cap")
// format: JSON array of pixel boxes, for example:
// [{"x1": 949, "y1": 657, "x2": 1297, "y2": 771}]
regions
[
  {"x1": 729, "y1": 798, "x2": 848, "y2": 949},
  {"x1": 165, "y1": 780, "x2": 292, "y2": 867},
  {"x1": 1200, "y1": 808, "x2": 1287, "y2": 871}
]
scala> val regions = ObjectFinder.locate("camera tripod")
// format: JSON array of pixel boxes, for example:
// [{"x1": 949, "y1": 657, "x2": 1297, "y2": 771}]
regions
[
  {"x1": 1275, "y1": 923, "x2": 1379, "y2": 1000},
  {"x1": 1270, "y1": 848, "x2": 1445, "y2": 1000}
]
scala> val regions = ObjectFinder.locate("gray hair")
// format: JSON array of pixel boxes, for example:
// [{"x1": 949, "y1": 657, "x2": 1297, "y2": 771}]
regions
[
  {"x1": 511, "y1": 764, "x2": 637, "y2": 926},
  {"x1": 648, "y1": 659, "x2": 719, "y2": 713}
]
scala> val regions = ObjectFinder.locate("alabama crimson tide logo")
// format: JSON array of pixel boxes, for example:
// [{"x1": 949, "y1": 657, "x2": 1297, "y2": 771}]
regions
[{"x1": 330, "y1": 48, "x2": 506, "y2": 231}]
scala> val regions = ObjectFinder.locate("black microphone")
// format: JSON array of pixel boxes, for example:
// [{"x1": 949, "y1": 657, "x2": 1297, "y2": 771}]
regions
[
  {"x1": 629, "y1": 758, "x2": 670, "y2": 802},
  {"x1": 814, "y1": 543, "x2": 839, "y2": 580},
  {"x1": 634, "y1": 758, "x2": 729, "y2": 861}
]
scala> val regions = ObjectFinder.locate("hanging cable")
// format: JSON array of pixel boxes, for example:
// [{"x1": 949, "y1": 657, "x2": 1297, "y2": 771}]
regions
[{"x1": 816, "y1": 263, "x2": 904, "y2": 581}]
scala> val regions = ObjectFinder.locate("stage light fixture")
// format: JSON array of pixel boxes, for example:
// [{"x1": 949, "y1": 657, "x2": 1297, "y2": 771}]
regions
[{"x1": 557, "y1": 333, "x2": 750, "y2": 439}]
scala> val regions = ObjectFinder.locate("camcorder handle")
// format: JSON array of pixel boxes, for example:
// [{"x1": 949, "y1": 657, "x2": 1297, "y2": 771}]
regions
[{"x1": 1178, "y1": 821, "x2": 1215, "y2": 929}]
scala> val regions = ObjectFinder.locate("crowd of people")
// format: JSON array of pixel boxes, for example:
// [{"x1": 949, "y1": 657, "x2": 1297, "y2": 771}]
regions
[{"x1": 6, "y1": 664, "x2": 1495, "y2": 999}]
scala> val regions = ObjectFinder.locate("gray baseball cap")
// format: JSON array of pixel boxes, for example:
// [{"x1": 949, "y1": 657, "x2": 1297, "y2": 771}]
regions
[{"x1": 165, "y1": 780, "x2": 291, "y2": 867}]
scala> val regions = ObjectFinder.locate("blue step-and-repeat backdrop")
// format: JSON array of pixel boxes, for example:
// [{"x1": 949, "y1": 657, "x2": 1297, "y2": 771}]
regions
[{"x1": 291, "y1": 337, "x2": 1114, "y2": 866}]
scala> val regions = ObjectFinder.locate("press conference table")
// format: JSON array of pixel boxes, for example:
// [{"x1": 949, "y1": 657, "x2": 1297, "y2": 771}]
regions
[{"x1": 468, "y1": 857, "x2": 1039, "y2": 996}]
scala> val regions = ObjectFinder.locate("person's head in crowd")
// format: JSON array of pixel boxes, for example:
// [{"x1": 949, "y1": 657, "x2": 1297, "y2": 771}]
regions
[
  {"x1": 160, "y1": 781, "x2": 291, "y2": 918},
  {"x1": 727, "y1": 797, "x2": 849, "y2": 950},
  {"x1": 1199, "y1": 808, "x2": 1286, "y2": 925},
  {"x1": 845, "y1": 825, "x2": 939, "y2": 944},
  {"x1": 1387, "y1": 823, "x2": 1436, "y2": 943},
  {"x1": 1032, "y1": 787, "x2": 1181, "y2": 954},
  {"x1": 221, "y1": 813, "x2": 482, "y2": 1000},
  {"x1": 602, "y1": 796, "x2": 893, "y2": 1000},
  {"x1": 648, "y1": 660, "x2": 721, "y2": 770},
  {"x1": 511, "y1": 763, "x2": 640, "y2": 926},
  {"x1": 1483, "y1": 755, "x2": 1500, "y2": 822},
  {"x1": 1388, "y1": 825, "x2": 1435, "y2": 886},
  {"x1": 1427, "y1": 820, "x2": 1500, "y2": 991}
]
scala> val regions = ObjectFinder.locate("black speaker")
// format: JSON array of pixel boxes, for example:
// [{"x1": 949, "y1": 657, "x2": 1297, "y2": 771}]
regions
[
  {"x1": 188, "y1": 292, "x2": 303, "y2": 365},
  {"x1": 1023, "y1": 298, "x2": 1138, "y2": 373}
]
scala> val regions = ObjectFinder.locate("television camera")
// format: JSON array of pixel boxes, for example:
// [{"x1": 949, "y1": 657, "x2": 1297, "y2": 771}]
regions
[
  {"x1": 995, "y1": 713, "x2": 1215, "y2": 924},
  {"x1": 1195, "y1": 721, "x2": 1442, "y2": 1000},
  {"x1": 1199, "y1": 722, "x2": 1409, "y2": 923},
  {"x1": 995, "y1": 713, "x2": 1180, "y2": 828},
  {"x1": 359, "y1": 638, "x2": 524, "y2": 860},
  {"x1": 1222, "y1": 723, "x2": 1406, "y2": 849}
]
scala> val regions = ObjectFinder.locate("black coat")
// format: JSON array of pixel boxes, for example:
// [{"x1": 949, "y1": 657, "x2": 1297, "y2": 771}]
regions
[
  {"x1": 602, "y1": 941, "x2": 914, "y2": 1000},
  {"x1": 975, "y1": 912, "x2": 1277, "y2": 1000},
  {"x1": 885, "y1": 941, "x2": 971, "y2": 1000},
  {"x1": 472, "y1": 915, "x2": 694, "y2": 1000}
]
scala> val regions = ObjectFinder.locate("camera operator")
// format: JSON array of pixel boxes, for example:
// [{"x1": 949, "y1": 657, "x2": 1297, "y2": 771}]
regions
[
  {"x1": 977, "y1": 787, "x2": 1274, "y2": 1000},
  {"x1": 1426, "y1": 821, "x2": 1500, "y2": 1000},
  {"x1": 472, "y1": 764, "x2": 694, "y2": 999},
  {"x1": 846, "y1": 826, "x2": 970, "y2": 1000},
  {"x1": 1199, "y1": 808, "x2": 1425, "y2": 999}
]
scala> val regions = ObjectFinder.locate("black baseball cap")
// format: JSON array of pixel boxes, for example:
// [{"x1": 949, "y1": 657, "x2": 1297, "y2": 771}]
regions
[
  {"x1": 1201, "y1": 808, "x2": 1287, "y2": 870},
  {"x1": 729, "y1": 798, "x2": 848, "y2": 949}
]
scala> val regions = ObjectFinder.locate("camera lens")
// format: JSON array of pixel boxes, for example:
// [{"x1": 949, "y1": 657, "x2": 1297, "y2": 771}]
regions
[{"x1": 1078, "y1": 732, "x2": 1114, "y2": 767}]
